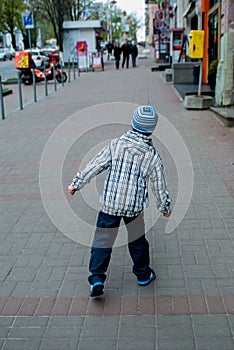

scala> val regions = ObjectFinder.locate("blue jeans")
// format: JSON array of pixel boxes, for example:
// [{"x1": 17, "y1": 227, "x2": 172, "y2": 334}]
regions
[
  {"x1": 88, "y1": 211, "x2": 152, "y2": 285},
  {"x1": 132, "y1": 56, "x2": 136, "y2": 67}
]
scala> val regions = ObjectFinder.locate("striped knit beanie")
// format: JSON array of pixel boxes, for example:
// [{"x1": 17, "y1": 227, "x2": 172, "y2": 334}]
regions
[{"x1": 132, "y1": 106, "x2": 158, "y2": 134}]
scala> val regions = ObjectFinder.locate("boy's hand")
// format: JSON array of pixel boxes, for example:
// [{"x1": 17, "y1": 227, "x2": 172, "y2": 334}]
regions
[
  {"x1": 68, "y1": 185, "x2": 76, "y2": 196},
  {"x1": 163, "y1": 211, "x2": 171, "y2": 217}
]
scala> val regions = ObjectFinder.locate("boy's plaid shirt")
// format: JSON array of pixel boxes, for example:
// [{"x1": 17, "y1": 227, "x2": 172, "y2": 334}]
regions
[{"x1": 71, "y1": 130, "x2": 171, "y2": 217}]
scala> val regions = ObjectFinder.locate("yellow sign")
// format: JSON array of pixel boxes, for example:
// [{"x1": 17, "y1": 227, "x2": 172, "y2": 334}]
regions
[{"x1": 189, "y1": 30, "x2": 204, "y2": 59}]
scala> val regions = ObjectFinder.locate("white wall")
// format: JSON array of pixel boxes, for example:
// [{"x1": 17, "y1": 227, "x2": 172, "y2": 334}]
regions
[{"x1": 63, "y1": 28, "x2": 96, "y2": 62}]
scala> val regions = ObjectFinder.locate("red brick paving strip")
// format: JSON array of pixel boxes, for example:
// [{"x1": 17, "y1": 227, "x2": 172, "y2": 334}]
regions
[
  {"x1": 206, "y1": 296, "x2": 225, "y2": 314},
  {"x1": 104, "y1": 297, "x2": 121, "y2": 315},
  {"x1": 138, "y1": 297, "x2": 155, "y2": 315},
  {"x1": 189, "y1": 296, "x2": 208, "y2": 314},
  {"x1": 121, "y1": 297, "x2": 138, "y2": 315},
  {"x1": 51, "y1": 297, "x2": 72, "y2": 316},
  {"x1": 156, "y1": 297, "x2": 173, "y2": 315},
  {"x1": 1, "y1": 298, "x2": 23, "y2": 316},
  {"x1": 69, "y1": 298, "x2": 89, "y2": 316},
  {"x1": 0, "y1": 298, "x2": 8, "y2": 313},
  {"x1": 223, "y1": 296, "x2": 234, "y2": 314},
  {"x1": 35, "y1": 298, "x2": 55, "y2": 316},
  {"x1": 86, "y1": 297, "x2": 105, "y2": 316},
  {"x1": 0, "y1": 296, "x2": 233, "y2": 316},
  {"x1": 18, "y1": 298, "x2": 40, "y2": 316},
  {"x1": 172, "y1": 296, "x2": 190, "y2": 315}
]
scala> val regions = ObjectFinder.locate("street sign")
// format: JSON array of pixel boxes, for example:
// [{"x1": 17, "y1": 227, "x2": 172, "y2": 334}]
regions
[{"x1": 22, "y1": 12, "x2": 34, "y2": 29}]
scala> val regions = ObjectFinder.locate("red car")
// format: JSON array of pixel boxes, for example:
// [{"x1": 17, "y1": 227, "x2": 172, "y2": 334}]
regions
[{"x1": 40, "y1": 48, "x2": 60, "y2": 63}]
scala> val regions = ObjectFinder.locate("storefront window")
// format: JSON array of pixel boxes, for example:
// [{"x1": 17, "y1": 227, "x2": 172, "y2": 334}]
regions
[{"x1": 208, "y1": 9, "x2": 218, "y2": 64}]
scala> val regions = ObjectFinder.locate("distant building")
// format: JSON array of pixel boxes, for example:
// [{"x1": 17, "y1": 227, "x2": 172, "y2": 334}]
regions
[
  {"x1": 63, "y1": 20, "x2": 104, "y2": 63},
  {"x1": 145, "y1": 0, "x2": 159, "y2": 44}
]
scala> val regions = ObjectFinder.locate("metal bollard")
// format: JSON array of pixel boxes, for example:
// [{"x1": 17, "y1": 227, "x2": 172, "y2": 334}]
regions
[
  {"x1": 17, "y1": 71, "x2": 23, "y2": 110},
  {"x1": 32, "y1": 69, "x2": 37, "y2": 102},
  {"x1": 77, "y1": 56, "x2": 80, "y2": 76},
  {"x1": 44, "y1": 65, "x2": 48, "y2": 96},
  {"x1": 0, "y1": 76, "x2": 5, "y2": 120},
  {"x1": 61, "y1": 61, "x2": 64, "y2": 87},
  {"x1": 68, "y1": 57, "x2": 71, "y2": 83},
  {"x1": 53, "y1": 64, "x2": 57, "y2": 91},
  {"x1": 72, "y1": 57, "x2": 76, "y2": 80}
]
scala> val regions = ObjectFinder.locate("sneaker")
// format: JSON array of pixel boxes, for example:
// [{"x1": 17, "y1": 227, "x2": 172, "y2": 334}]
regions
[
  {"x1": 137, "y1": 270, "x2": 156, "y2": 286},
  {"x1": 90, "y1": 282, "x2": 104, "y2": 297}
]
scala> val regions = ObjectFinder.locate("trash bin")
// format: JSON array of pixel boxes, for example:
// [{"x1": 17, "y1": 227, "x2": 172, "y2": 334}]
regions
[{"x1": 193, "y1": 65, "x2": 200, "y2": 84}]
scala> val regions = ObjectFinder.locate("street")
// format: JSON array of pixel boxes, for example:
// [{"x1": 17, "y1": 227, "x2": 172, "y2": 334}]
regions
[
  {"x1": 0, "y1": 50, "x2": 233, "y2": 350},
  {"x1": 0, "y1": 59, "x2": 17, "y2": 80}
]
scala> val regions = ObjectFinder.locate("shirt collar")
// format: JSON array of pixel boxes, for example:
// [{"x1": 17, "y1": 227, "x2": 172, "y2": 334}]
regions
[{"x1": 123, "y1": 130, "x2": 153, "y2": 146}]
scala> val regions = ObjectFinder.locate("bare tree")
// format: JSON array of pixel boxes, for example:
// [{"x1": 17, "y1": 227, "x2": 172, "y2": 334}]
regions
[{"x1": 28, "y1": 0, "x2": 95, "y2": 51}]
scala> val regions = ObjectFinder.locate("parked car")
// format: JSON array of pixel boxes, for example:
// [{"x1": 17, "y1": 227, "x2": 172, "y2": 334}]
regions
[
  {"x1": 0, "y1": 48, "x2": 13, "y2": 61},
  {"x1": 24, "y1": 48, "x2": 50, "y2": 67},
  {"x1": 40, "y1": 48, "x2": 60, "y2": 63},
  {"x1": 9, "y1": 47, "x2": 16, "y2": 57}
]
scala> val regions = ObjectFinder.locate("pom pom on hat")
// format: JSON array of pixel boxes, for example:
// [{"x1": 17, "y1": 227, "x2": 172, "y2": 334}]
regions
[{"x1": 132, "y1": 106, "x2": 158, "y2": 134}]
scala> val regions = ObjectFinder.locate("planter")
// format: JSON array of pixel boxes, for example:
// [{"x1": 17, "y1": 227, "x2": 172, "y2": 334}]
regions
[{"x1": 184, "y1": 95, "x2": 214, "y2": 109}]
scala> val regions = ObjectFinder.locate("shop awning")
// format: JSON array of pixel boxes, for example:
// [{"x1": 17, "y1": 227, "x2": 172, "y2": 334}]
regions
[{"x1": 182, "y1": 1, "x2": 196, "y2": 18}]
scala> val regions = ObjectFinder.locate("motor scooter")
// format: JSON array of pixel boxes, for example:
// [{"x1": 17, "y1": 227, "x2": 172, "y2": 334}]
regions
[{"x1": 19, "y1": 61, "x2": 67, "y2": 86}]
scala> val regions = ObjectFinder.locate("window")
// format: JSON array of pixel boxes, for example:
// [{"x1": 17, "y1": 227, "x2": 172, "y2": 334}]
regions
[
  {"x1": 210, "y1": 0, "x2": 219, "y2": 9},
  {"x1": 208, "y1": 9, "x2": 218, "y2": 64}
]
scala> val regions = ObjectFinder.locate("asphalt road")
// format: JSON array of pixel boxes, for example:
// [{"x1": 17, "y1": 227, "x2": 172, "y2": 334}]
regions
[{"x1": 0, "y1": 59, "x2": 18, "y2": 80}]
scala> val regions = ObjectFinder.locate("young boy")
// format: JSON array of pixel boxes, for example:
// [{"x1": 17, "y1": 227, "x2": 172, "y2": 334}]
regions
[{"x1": 68, "y1": 106, "x2": 171, "y2": 297}]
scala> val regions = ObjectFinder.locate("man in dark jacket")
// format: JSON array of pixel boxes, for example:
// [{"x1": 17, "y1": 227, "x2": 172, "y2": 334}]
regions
[
  {"x1": 114, "y1": 42, "x2": 122, "y2": 69},
  {"x1": 121, "y1": 39, "x2": 131, "y2": 68},
  {"x1": 106, "y1": 41, "x2": 114, "y2": 60},
  {"x1": 131, "y1": 40, "x2": 138, "y2": 67}
]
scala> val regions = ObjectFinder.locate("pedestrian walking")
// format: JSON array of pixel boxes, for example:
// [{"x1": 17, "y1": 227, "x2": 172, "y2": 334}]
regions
[
  {"x1": 114, "y1": 42, "x2": 122, "y2": 69},
  {"x1": 131, "y1": 40, "x2": 138, "y2": 67},
  {"x1": 68, "y1": 106, "x2": 171, "y2": 298},
  {"x1": 106, "y1": 41, "x2": 114, "y2": 60},
  {"x1": 121, "y1": 39, "x2": 131, "y2": 68}
]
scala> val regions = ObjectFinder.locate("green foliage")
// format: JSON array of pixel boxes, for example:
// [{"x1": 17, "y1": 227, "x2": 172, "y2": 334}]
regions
[
  {"x1": 96, "y1": 3, "x2": 140, "y2": 42},
  {"x1": 0, "y1": 0, "x2": 26, "y2": 33},
  {"x1": 0, "y1": 0, "x2": 26, "y2": 47}
]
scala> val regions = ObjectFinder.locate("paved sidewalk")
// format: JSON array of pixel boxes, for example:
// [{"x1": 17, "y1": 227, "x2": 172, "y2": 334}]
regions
[{"x1": 0, "y1": 51, "x2": 234, "y2": 350}]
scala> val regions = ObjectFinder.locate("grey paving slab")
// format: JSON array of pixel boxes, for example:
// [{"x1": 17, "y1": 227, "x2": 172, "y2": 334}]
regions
[
  {"x1": 2, "y1": 339, "x2": 42, "y2": 350},
  {"x1": 40, "y1": 338, "x2": 79, "y2": 350}
]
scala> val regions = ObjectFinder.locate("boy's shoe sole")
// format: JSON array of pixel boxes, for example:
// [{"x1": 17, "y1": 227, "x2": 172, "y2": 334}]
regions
[
  {"x1": 90, "y1": 282, "x2": 104, "y2": 297},
  {"x1": 137, "y1": 270, "x2": 156, "y2": 286}
]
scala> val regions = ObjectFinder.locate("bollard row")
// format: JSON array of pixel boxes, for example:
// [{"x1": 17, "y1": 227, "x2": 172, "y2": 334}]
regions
[{"x1": 0, "y1": 56, "x2": 80, "y2": 120}]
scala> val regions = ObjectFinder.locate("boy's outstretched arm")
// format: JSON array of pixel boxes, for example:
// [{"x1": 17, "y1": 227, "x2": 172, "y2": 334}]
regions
[
  {"x1": 150, "y1": 155, "x2": 171, "y2": 216},
  {"x1": 68, "y1": 144, "x2": 111, "y2": 196},
  {"x1": 68, "y1": 185, "x2": 76, "y2": 196}
]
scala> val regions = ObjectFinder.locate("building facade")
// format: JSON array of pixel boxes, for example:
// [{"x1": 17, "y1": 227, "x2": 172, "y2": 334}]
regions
[
  {"x1": 145, "y1": 0, "x2": 159, "y2": 44},
  {"x1": 164, "y1": 0, "x2": 233, "y2": 106},
  {"x1": 182, "y1": 0, "x2": 233, "y2": 106}
]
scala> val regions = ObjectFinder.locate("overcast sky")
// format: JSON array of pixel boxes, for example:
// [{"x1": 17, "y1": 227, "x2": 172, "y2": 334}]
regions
[{"x1": 116, "y1": 0, "x2": 145, "y2": 18}]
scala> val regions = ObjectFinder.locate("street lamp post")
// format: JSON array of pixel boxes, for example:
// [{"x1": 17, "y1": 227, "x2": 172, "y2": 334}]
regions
[{"x1": 108, "y1": 0, "x2": 117, "y2": 43}]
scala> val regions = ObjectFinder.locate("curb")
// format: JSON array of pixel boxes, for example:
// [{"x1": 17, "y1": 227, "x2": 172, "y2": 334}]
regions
[
  {"x1": 3, "y1": 88, "x2": 13, "y2": 97},
  {"x1": 2, "y1": 78, "x2": 18, "y2": 85},
  {"x1": 210, "y1": 107, "x2": 234, "y2": 127}
]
